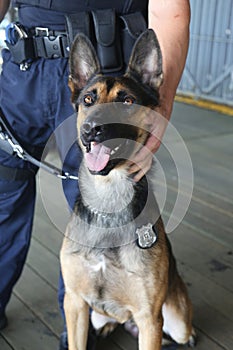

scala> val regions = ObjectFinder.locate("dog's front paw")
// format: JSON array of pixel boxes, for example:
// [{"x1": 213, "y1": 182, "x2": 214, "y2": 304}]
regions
[
  {"x1": 188, "y1": 329, "x2": 197, "y2": 347},
  {"x1": 97, "y1": 322, "x2": 118, "y2": 337},
  {"x1": 91, "y1": 311, "x2": 118, "y2": 337},
  {"x1": 124, "y1": 319, "x2": 139, "y2": 338}
]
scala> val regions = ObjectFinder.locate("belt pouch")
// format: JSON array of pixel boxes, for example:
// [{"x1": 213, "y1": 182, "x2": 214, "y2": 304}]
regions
[
  {"x1": 92, "y1": 9, "x2": 123, "y2": 73},
  {"x1": 65, "y1": 12, "x2": 91, "y2": 48},
  {"x1": 120, "y1": 12, "x2": 147, "y2": 66},
  {"x1": 6, "y1": 37, "x2": 35, "y2": 64}
]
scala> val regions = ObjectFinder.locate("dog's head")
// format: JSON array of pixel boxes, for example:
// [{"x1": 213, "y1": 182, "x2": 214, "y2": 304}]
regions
[{"x1": 69, "y1": 29, "x2": 163, "y2": 176}]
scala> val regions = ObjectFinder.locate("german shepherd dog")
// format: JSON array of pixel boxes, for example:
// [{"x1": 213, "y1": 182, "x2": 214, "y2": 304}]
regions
[{"x1": 60, "y1": 30, "x2": 196, "y2": 350}]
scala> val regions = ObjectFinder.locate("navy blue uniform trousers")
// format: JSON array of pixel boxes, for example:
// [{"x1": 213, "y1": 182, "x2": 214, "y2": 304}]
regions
[{"x1": 0, "y1": 48, "x2": 81, "y2": 318}]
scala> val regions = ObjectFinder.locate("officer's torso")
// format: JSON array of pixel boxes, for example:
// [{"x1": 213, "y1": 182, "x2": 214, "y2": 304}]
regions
[{"x1": 13, "y1": 0, "x2": 148, "y2": 29}]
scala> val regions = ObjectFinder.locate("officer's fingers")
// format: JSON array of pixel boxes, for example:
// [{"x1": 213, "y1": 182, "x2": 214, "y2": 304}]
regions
[
  {"x1": 144, "y1": 134, "x2": 161, "y2": 154},
  {"x1": 128, "y1": 153, "x2": 153, "y2": 182},
  {"x1": 129, "y1": 143, "x2": 152, "y2": 165}
]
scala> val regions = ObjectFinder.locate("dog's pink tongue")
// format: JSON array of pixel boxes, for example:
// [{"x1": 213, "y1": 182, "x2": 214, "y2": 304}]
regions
[{"x1": 85, "y1": 143, "x2": 111, "y2": 172}]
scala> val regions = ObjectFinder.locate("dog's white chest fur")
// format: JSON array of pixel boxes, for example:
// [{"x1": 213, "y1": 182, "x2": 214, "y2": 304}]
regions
[
  {"x1": 89, "y1": 255, "x2": 106, "y2": 273},
  {"x1": 79, "y1": 167, "x2": 134, "y2": 213}
]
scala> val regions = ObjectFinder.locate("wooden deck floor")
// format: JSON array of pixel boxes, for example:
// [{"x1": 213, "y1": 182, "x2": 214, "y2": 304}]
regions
[{"x1": 0, "y1": 102, "x2": 233, "y2": 350}]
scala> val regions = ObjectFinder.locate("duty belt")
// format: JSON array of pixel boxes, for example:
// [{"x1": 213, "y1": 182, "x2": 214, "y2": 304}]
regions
[
  {"x1": 5, "y1": 10, "x2": 147, "y2": 72},
  {"x1": 5, "y1": 23, "x2": 69, "y2": 70}
]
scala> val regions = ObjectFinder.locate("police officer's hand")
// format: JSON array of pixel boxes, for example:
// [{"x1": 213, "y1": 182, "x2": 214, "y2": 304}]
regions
[{"x1": 127, "y1": 111, "x2": 168, "y2": 182}]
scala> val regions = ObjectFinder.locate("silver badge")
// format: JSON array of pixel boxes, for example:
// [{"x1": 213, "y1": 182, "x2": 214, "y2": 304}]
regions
[{"x1": 136, "y1": 223, "x2": 157, "y2": 249}]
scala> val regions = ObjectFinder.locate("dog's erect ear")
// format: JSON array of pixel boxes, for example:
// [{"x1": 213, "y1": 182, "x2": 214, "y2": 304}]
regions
[
  {"x1": 69, "y1": 33, "x2": 100, "y2": 94},
  {"x1": 126, "y1": 29, "x2": 163, "y2": 90}
]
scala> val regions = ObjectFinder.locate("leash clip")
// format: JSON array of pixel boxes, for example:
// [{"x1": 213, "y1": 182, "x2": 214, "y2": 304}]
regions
[
  {"x1": 60, "y1": 172, "x2": 79, "y2": 181},
  {"x1": 56, "y1": 173, "x2": 68, "y2": 180},
  {"x1": 54, "y1": 171, "x2": 79, "y2": 181},
  {"x1": 7, "y1": 138, "x2": 25, "y2": 159},
  {"x1": 7, "y1": 137, "x2": 26, "y2": 159}
]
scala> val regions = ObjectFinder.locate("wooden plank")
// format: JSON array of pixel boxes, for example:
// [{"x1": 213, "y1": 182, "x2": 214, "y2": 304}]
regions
[
  {"x1": 188, "y1": 158, "x2": 232, "y2": 202},
  {"x1": 1, "y1": 295, "x2": 59, "y2": 350},
  {"x1": 191, "y1": 182, "x2": 233, "y2": 212},
  {"x1": 157, "y1": 113, "x2": 233, "y2": 204},
  {"x1": 184, "y1": 330, "x2": 226, "y2": 350},
  {"x1": 156, "y1": 143, "x2": 233, "y2": 203},
  {"x1": 162, "y1": 197, "x2": 233, "y2": 249},
  {"x1": 35, "y1": 148, "x2": 68, "y2": 253},
  {"x1": 192, "y1": 304, "x2": 233, "y2": 350},
  {"x1": 161, "y1": 176, "x2": 233, "y2": 229},
  {"x1": 190, "y1": 134, "x2": 233, "y2": 165},
  {"x1": 155, "y1": 169, "x2": 233, "y2": 227},
  {"x1": 186, "y1": 193, "x2": 233, "y2": 234},
  {"x1": 172, "y1": 102, "x2": 233, "y2": 141},
  {"x1": 111, "y1": 326, "x2": 138, "y2": 350},
  {"x1": 37, "y1": 164, "x2": 72, "y2": 235},
  {"x1": 177, "y1": 262, "x2": 233, "y2": 349},
  {"x1": 14, "y1": 264, "x2": 63, "y2": 337},
  {"x1": 168, "y1": 225, "x2": 233, "y2": 292},
  {"x1": 0, "y1": 336, "x2": 13, "y2": 350},
  {"x1": 27, "y1": 238, "x2": 60, "y2": 289},
  {"x1": 33, "y1": 197, "x2": 64, "y2": 257},
  {"x1": 97, "y1": 333, "x2": 122, "y2": 350},
  {"x1": 186, "y1": 135, "x2": 233, "y2": 171}
]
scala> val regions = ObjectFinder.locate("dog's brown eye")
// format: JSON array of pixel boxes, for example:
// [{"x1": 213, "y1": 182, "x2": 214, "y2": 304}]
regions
[
  {"x1": 123, "y1": 96, "x2": 135, "y2": 105},
  {"x1": 83, "y1": 94, "x2": 94, "y2": 106}
]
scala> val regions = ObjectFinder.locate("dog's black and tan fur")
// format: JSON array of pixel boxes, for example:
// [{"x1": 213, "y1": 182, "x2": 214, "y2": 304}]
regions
[{"x1": 60, "y1": 30, "x2": 196, "y2": 350}]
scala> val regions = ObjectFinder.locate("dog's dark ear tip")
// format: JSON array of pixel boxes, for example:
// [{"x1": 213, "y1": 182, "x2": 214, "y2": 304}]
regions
[
  {"x1": 126, "y1": 28, "x2": 163, "y2": 91},
  {"x1": 138, "y1": 28, "x2": 159, "y2": 44},
  {"x1": 70, "y1": 33, "x2": 97, "y2": 62},
  {"x1": 69, "y1": 32, "x2": 100, "y2": 91},
  {"x1": 71, "y1": 33, "x2": 92, "y2": 50},
  {"x1": 144, "y1": 28, "x2": 157, "y2": 37}
]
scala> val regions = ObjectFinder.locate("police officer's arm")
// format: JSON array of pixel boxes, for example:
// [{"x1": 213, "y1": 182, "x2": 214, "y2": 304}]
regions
[
  {"x1": 0, "y1": 0, "x2": 10, "y2": 22},
  {"x1": 149, "y1": 0, "x2": 190, "y2": 120},
  {"x1": 129, "y1": 0, "x2": 190, "y2": 181}
]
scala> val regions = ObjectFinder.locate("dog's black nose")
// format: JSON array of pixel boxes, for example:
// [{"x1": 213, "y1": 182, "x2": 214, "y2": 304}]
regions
[{"x1": 81, "y1": 120, "x2": 104, "y2": 142}]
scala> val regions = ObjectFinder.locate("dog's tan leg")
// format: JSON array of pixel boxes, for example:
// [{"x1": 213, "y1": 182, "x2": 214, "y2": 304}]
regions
[
  {"x1": 134, "y1": 311, "x2": 163, "y2": 350},
  {"x1": 64, "y1": 292, "x2": 89, "y2": 350}
]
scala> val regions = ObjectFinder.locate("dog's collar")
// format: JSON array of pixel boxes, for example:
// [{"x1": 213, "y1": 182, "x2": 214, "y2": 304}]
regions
[
  {"x1": 78, "y1": 201, "x2": 158, "y2": 249},
  {"x1": 80, "y1": 202, "x2": 135, "y2": 228},
  {"x1": 136, "y1": 223, "x2": 158, "y2": 249},
  {"x1": 77, "y1": 178, "x2": 149, "y2": 229}
]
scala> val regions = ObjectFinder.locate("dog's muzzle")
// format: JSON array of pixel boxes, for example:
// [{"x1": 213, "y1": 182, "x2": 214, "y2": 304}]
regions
[{"x1": 80, "y1": 114, "x2": 139, "y2": 175}]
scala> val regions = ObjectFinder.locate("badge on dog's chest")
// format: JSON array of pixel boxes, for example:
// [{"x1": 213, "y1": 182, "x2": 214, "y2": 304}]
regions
[{"x1": 136, "y1": 223, "x2": 157, "y2": 249}]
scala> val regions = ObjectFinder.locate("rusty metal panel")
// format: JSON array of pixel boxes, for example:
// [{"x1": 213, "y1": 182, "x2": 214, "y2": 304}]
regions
[{"x1": 178, "y1": 0, "x2": 233, "y2": 106}]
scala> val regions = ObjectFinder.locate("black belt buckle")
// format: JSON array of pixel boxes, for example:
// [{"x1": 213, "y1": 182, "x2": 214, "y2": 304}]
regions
[
  {"x1": 34, "y1": 26, "x2": 69, "y2": 59},
  {"x1": 43, "y1": 35, "x2": 64, "y2": 58}
]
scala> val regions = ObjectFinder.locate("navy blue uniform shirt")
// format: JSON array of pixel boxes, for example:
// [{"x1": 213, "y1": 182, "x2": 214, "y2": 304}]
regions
[{"x1": 15, "y1": 0, "x2": 148, "y2": 29}]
